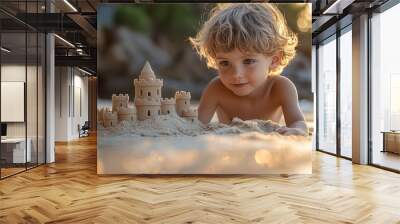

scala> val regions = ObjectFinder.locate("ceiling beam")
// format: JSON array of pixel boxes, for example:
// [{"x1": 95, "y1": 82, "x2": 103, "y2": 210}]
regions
[
  {"x1": 55, "y1": 55, "x2": 96, "y2": 72},
  {"x1": 322, "y1": 0, "x2": 356, "y2": 15}
]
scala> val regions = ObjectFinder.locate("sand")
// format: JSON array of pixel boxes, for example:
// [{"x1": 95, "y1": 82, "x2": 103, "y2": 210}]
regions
[
  {"x1": 99, "y1": 113, "x2": 282, "y2": 137},
  {"x1": 97, "y1": 114, "x2": 312, "y2": 174}
]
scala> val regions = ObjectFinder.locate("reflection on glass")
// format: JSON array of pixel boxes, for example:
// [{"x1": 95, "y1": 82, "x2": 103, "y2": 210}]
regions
[
  {"x1": 1, "y1": 31, "x2": 27, "y2": 177},
  {"x1": 340, "y1": 29, "x2": 352, "y2": 158},
  {"x1": 318, "y1": 37, "x2": 337, "y2": 154},
  {"x1": 371, "y1": 3, "x2": 400, "y2": 171}
]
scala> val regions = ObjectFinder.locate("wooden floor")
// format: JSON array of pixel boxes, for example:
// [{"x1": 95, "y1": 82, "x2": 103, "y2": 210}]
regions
[
  {"x1": 1, "y1": 135, "x2": 400, "y2": 223},
  {"x1": 1, "y1": 167, "x2": 26, "y2": 178}
]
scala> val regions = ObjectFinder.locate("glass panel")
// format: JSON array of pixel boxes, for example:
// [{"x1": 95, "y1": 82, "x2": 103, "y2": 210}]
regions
[
  {"x1": 27, "y1": 30, "x2": 38, "y2": 169},
  {"x1": 317, "y1": 37, "x2": 337, "y2": 154},
  {"x1": 1, "y1": 30, "x2": 27, "y2": 177},
  {"x1": 26, "y1": 1, "x2": 39, "y2": 169},
  {"x1": 38, "y1": 32, "x2": 45, "y2": 165},
  {"x1": 371, "y1": 4, "x2": 400, "y2": 171},
  {"x1": 340, "y1": 29, "x2": 352, "y2": 158}
]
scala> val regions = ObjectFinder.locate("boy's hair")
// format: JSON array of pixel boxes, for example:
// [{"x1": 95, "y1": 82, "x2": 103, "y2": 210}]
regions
[{"x1": 189, "y1": 3, "x2": 298, "y2": 75}]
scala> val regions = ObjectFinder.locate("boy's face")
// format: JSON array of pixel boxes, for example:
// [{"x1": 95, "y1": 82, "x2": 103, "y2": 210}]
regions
[{"x1": 215, "y1": 48, "x2": 278, "y2": 97}]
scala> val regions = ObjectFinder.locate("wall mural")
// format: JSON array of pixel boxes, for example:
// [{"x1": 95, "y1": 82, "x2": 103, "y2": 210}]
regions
[{"x1": 97, "y1": 3, "x2": 313, "y2": 174}]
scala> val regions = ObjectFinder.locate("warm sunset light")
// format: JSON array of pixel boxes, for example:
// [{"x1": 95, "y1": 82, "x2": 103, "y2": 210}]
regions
[{"x1": 297, "y1": 5, "x2": 312, "y2": 32}]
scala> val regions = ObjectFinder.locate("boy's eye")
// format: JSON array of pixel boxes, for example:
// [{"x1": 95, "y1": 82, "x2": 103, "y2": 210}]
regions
[
  {"x1": 243, "y1": 59, "x2": 256, "y2": 64},
  {"x1": 218, "y1": 61, "x2": 229, "y2": 67}
]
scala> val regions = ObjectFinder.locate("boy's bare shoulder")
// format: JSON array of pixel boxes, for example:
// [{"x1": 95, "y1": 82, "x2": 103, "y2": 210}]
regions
[
  {"x1": 270, "y1": 75, "x2": 297, "y2": 98},
  {"x1": 206, "y1": 77, "x2": 225, "y2": 92},
  {"x1": 272, "y1": 75, "x2": 296, "y2": 93}
]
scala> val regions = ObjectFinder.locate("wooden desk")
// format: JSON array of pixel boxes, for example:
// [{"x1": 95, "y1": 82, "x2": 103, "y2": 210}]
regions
[
  {"x1": 382, "y1": 131, "x2": 400, "y2": 154},
  {"x1": 1, "y1": 138, "x2": 31, "y2": 163}
]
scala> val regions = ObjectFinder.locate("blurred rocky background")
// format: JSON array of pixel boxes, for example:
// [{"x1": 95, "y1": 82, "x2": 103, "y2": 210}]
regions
[{"x1": 98, "y1": 3, "x2": 312, "y2": 105}]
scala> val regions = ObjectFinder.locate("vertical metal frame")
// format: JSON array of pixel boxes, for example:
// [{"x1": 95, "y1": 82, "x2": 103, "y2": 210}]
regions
[
  {"x1": 44, "y1": 0, "x2": 47, "y2": 165},
  {"x1": 24, "y1": 0, "x2": 28, "y2": 171},
  {"x1": 36, "y1": 0, "x2": 39, "y2": 168},
  {"x1": 336, "y1": 23, "x2": 341, "y2": 157},
  {"x1": 315, "y1": 44, "x2": 319, "y2": 151},
  {"x1": 367, "y1": 10, "x2": 373, "y2": 165}
]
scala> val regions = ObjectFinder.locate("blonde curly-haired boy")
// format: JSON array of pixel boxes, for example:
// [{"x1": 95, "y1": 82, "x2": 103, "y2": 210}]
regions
[{"x1": 190, "y1": 3, "x2": 308, "y2": 136}]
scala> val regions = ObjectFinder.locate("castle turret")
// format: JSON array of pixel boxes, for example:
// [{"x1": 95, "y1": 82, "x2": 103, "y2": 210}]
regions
[
  {"x1": 175, "y1": 91, "x2": 191, "y2": 117},
  {"x1": 133, "y1": 61, "x2": 163, "y2": 100},
  {"x1": 112, "y1": 93, "x2": 129, "y2": 112},
  {"x1": 103, "y1": 108, "x2": 118, "y2": 127},
  {"x1": 161, "y1": 98, "x2": 176, "y2": 115},
  {"x1": 134, "y1": 61, "x2": 164, "y2": 121}
]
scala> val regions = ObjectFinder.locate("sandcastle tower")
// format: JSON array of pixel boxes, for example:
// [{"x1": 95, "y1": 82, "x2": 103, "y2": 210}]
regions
[
  {"x1": 112, "y1": 94, "x2": 129, "y2": 112},
  {"x1": 175, "y1": 91, "x2": 191, "y2": 117},
  {"x1": 103, "y1": 108, "x2": 118, "y2": 127},
  {"x1": 134, "y1": 61, "x2": 163, "y2": 100},
  {"x1": 161, "y1": 98, "x2": 176, "y2": 115},
  {"x1": 134, "y1": 61, "x2": 163, "y2": 121},
  {"x1": 135, "y1": 98, "x2": 162, "y2": 121}
]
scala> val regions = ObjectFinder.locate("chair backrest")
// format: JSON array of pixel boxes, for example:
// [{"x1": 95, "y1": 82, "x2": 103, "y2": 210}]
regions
[{"x1": 82, "y1": 121, "x2": 90, "y2": 129}]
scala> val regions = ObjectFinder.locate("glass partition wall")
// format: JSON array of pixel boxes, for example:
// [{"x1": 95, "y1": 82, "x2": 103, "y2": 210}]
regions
[
  {"x1": 316, "y1": 25, "x2": 353, "y2": 159},
  {"x1": 317, "y1": 35, "x2": 337, "y2": 155},
  {"x1": 0, "y1": 1, "x2": 46, "y2": 179},
  {"x1": 370, "y1": 2, "x2": 400, "y2": 171},
  {"x1": 339, "y1": 27, "x2": 352, "y2": 159}
]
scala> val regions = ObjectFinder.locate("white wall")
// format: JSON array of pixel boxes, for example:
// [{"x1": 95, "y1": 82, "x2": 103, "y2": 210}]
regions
[
  {"x1": 71, "y1": 72, "x2": 89, "y2": 138},
  {"x1": 55, "y1": 66, "x2": 69, "y2": 141},
  {"x1": 55, "y1": 67, "x2": 89, "y2": 141}
]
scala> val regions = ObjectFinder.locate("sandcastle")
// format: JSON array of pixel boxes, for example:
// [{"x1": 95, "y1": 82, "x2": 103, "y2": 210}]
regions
[
  {"x1": 98, "y1": 61, "x2": 197, "y2": 127},
  {"x1": 98, "y1": 95, "x2": 135, "y2": 127}
]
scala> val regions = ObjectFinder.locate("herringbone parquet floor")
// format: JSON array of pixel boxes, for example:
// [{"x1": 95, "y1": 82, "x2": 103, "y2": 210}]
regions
[{"x1": 1, "y1": 134, "x2": 400, "y2": 223}]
